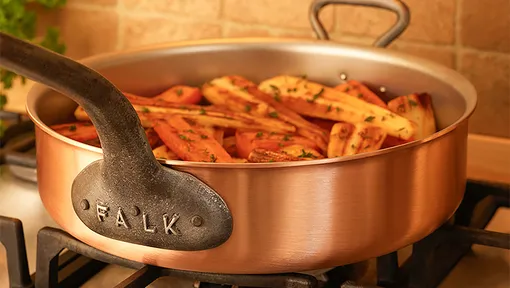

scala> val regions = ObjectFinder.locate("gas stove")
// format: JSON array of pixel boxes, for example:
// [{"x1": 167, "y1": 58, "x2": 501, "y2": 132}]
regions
[{"x1": 1, "y1": 112, "x2": 509, "y2": 288}]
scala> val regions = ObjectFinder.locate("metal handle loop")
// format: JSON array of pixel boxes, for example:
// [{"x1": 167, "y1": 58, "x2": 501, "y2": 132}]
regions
[{"x1": 309, "y1": 0, "x2": 410, "y2": 48}]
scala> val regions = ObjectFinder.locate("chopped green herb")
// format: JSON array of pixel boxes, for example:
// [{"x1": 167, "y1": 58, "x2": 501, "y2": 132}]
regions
[
  {"x1": 357, "y1": 93, "x2": 363, "y2": 98},
  {"x1": 245, "y1": 105, "x2": 252, "y2": 112},
  {"x1": 270, "y1": 131, "x2": 276, "y2": 135},
  {"x1": 307, "y1": 88, "x2": 324, "y2": 103},
  {"x1": 344, "y1": 87, "x2": 350, "y2": 92},
  {"x1": 268, "y1": 111, "x2": 278, "y2": 118},
  {"x1": 210, "y1": 154, "x2": 217, "y2": 163},
  {"x1": 336, "y1": 107, "x2": 341, "y2": 112},
  {"x1": 282, "y1": 134, "x2": 291, "y2": 141},
  {"x1": 269, "y1": 159, "x2": 275, "y2": 162},
  {"x1": 278, "y1": 143, "x2": 284, "y2": 147},
  {"x1": 274, "y1": 94, "x2": 281, "y2": 102},
  {"x1": 176, "y1": 88, "x2": 183, "y2": 96},
  {"x1": 409, "y1": 99, "x2": 418, "y2": 107},
  {"x1": 141, "y1": 107, "x2": 150, "y2": 113},
  {"x1": 69, "y1": 125, "x2": 77, "y2": 132},
  {"x1": 364, "y1": 116, "x2": 375, "y2": 122},
  {"x1": 199, "y1": 108, "x2": 206, "y2": 115},
  {"x1": 179, "y1": 134, "x2": 188, "y2": 140},
  {"x1": 298, "y1": 149, "x2": 315, "y2": 158},
  {"x1": 269, "y1": 85, "x2": 280, "y2": 93},
  {"x1": 200, "y1": 134, "x2": 208, "y2": 139},
  {"x1": 256, "y1": 132, "x2": 263, "y2": 138},
  {"x1": 327, "y1": 105, "x2": 332, "y2": 112},
  {"x1": 185, "y1": 129, "x2": 195, "y2": 133}
]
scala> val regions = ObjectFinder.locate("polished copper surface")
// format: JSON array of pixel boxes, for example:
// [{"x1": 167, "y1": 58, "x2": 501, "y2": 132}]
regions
[{"x1": 27, "y1": 38, "x2": 476, "y2": 274}]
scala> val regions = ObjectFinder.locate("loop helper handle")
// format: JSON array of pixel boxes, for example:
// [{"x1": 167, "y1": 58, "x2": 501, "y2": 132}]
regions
[{"x1": 309, "y1": 0, "x2": 410, "y2": 48}]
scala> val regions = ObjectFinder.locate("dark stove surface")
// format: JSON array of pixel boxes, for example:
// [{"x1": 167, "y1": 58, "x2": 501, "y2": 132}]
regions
[{"x1": 1, "y1": 181, "x2": 508, "y2": 288}]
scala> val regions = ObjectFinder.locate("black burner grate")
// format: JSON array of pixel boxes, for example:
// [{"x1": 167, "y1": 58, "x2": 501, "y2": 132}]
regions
[
  {"x1": 0, "y1": 111, "x2": 37, "y2": 182},
  {"x1": 1, "y1": 181, "x2": 509, "y2": 288}
]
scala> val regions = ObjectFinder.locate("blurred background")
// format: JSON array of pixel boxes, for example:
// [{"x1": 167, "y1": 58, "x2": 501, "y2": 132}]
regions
[{"x1": 3, "y1": 0, "x2": 509, "y2": 138}]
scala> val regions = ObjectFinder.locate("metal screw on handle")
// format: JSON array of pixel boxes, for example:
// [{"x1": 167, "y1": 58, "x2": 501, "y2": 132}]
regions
[{"x1": 309, "y1": 0, "x2": 410, "y2": 48}]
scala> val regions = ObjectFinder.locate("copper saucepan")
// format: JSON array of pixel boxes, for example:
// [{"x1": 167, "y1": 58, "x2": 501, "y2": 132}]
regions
[{"x1": 0, "y1": 0, "x2": 476, "y2": 274}]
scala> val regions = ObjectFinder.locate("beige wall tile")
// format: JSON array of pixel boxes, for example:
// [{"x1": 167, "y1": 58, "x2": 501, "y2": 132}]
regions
[
  {"x1": 335, "y1": 0, "x2": 456, "y2": 44},
  {"x1": 121, "y1": 0, "x2": 221, "y2": 18},
  {"x1": 120, "y1": 15, "x2": 222, "y2": 48},
  {"x1": 389, "y1": 43, "x2": 456, "y2": 68},
  {"x1": 461, "y1": 0, "x2": 510, "y2": 53},
  {"x1": 68, "y1": 0, "x2": 118, "y2": 6},
  {"x1": 460, "y1": 51, "x2": 510, "y2": 138},
  {"x1": 223, "y1": 0, "x2": 334, "y2": 30},
  {"x1": 36, "y1": 7, "x2": 119, "y2": 59},
  {"x1": 223, "y1": 24, "x2": 272, "y2": 38}
]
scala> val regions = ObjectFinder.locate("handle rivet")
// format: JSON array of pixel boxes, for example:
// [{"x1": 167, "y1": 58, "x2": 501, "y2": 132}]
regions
[
  {"x1": 80, "y1": 199, "x2": 90, "y2": 210},
  {"x1": 191, "y1": 216, "x2": 203, "y2": 227},
  {"x1": 132, "y1": 206, "x2": 140, "y2": 216}
]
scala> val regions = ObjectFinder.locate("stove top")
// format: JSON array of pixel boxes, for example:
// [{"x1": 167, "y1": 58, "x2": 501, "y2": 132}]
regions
[{"x1": 1, "y1": 113, "x2": 509, "y2": 288}]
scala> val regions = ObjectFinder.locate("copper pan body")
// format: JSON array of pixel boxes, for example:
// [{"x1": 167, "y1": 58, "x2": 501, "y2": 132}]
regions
[{"x1": 26, "y1": 38, "x2": 476, "y2": 274}]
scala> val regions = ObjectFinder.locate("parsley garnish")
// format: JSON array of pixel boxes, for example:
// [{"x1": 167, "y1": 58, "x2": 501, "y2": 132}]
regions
[
  {"x1": 307, "y1": 88, "x2": 324, "y2": 103},
  {"x1": 141, "y1": 107, "x2": 150, "y2": 113},
  {"x1": 327, "y1": 105, "x2": 332, "y2": 112},
  {"x1": 245, "y1": 105, "x2": 252, "y2": 112},
  {"x1": 298, "y1": 149, "x2": 315, "y2": 158},
  {"x1": 268, "y1": 111, "x2": 278, "y2": 118},
  {"x1": 409, "y1": 99, "x2": 418, "y2": 106},
  {"x1": 69, "y1": 125, "x2": 76, "y2": 132},
  {"x1": 364, "y1": 116, "x2": 375, "y2": 122},
  {"x1": 199, "y1": 108, "x2": 206, "y2": 115},
  {"x1": 210, "y1": 154, "x2": 217, "y2": 162},
  {"x1": 282, "y1": 134, "x2": 291, "y2": 141},
  {"x1": 200, "y1": 134, "x2": 208, "y2": 139},
  {"x1": 256, "y1": 132, "x2": 263, "y2": 138},
  {"x1": 176, "y1": 88, "x2": 183, "y2": 96}
]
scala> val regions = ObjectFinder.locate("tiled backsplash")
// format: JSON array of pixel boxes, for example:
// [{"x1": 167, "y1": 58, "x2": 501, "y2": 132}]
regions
[{"x1": 32, "y1": 0, "x2": 509, "y2": 137}]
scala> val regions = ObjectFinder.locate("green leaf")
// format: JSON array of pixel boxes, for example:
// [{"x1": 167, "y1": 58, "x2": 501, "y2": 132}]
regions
[
  {"x1": 40, "y1": 27, "x2": 66, "y2": 54},
  {"x1": 0, "y1": 94, "x2": 7, "y2": 110},
  {"x1": 0, "y1": 120, "x2": 5, "y2": 139},
  {"x1": 0, "y1": 0, "x2": 66, "y2": 104}
]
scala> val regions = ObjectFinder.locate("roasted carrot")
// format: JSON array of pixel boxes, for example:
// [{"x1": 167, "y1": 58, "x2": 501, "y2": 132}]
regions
[
  {"x1": 153, "y1": 116, "x2": 233, "y2": 163},
  {"x1": 235, "y1": 131, "x2": 320, "y2": 159},
  {"x1": 50, "y1": 122, "x2": 98, "y2": 142},
  {"x1": 334, "y1": 80, "x2": 387, "y2": 108}
]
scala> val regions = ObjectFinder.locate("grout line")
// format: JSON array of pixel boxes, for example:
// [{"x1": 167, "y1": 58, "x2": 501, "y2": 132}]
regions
[
  {"x1": 454, "y1": 0, "x2": 463, "y2": 70},
  {"x1": 459, "y1": 47, "x2": 510, "y2": 59},
  {"x1": 116, "y1": 1, "x2": 123, "y2": 51}
]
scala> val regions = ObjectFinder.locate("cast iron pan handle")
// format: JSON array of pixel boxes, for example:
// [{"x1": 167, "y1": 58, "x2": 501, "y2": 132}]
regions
[
  {"x1": 0, "y1": 32, "x2": 233, "y2": 251},
  {"x1": 309, "y1": 0, "x2": 410, "y2": 47}
]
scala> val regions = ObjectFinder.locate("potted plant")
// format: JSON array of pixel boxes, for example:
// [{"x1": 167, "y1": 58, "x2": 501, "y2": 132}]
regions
[{"x1": 0, "y1": 0, "x2": 67, "y2": 136}]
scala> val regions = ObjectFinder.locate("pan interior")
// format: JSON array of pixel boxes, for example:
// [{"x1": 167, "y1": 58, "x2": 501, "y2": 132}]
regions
[{"x1": 28, "y1": 38, "x2": 476, "y2": 164}]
